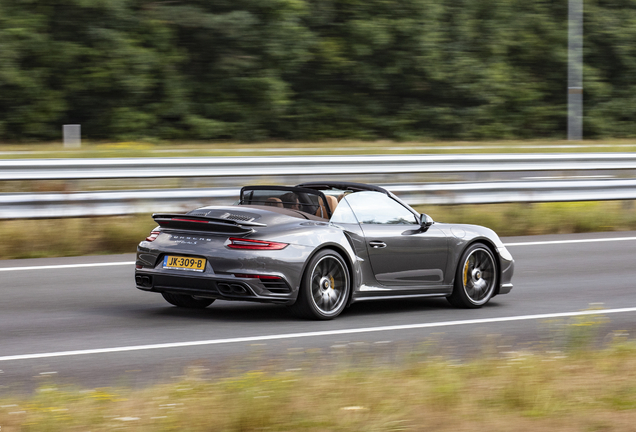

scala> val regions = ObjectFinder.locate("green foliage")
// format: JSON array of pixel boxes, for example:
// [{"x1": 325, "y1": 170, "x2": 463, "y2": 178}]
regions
[{"x1": 1, "y1": 0, "x2": 636, "y2": 141}]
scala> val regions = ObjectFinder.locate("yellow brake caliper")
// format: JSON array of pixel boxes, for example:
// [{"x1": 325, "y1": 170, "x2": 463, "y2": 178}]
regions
[{"x1": 463, "y1": 259, "x2": 470, "y2": 287}]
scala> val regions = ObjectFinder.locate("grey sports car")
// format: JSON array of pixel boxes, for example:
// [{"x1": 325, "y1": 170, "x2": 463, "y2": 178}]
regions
[{"x1": 135, "y1": 182, "x2": 514, "y2": 319}]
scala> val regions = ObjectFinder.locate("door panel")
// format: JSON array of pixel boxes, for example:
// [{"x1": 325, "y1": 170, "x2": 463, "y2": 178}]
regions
[
  {"x1": 361, "y1": 224, "x2": 448, "y2": 286},
  {"x1": 342, "y1": 191, "x2": 449, "y2": 287}
]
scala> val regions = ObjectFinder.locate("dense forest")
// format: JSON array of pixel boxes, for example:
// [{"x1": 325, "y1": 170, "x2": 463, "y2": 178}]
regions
[{"x1": 0, "y1": 0, "x2": 635, "y2": 141}]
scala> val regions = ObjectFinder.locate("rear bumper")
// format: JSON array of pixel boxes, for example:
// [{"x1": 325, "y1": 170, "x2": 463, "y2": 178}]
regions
[{"x1": 135, "y1": 270, "x2": 296, "y2": 305}]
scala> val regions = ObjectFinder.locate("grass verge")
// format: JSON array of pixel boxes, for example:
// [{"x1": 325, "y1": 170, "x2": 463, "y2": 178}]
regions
[
  {"x1": 1, "y1": 200, "x2": 635, "y2": 259},
  {"x1": 1, "y1": 138, "x2": 636, "y2": 158},
  {"x1": 1, "y1": 335, "x2": 636, "y2": 431},
  {"x1": 419, "y1": 200, "x2": 636, "y2": 237},
  {"x1": 0, "y1": 216, "x2": 157, "y2": 259}
]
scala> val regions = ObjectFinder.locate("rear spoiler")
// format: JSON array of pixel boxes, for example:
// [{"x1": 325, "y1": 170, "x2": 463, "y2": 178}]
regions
[{"x1": 152, "y1": 213, "x2": 265, "y2": 235}]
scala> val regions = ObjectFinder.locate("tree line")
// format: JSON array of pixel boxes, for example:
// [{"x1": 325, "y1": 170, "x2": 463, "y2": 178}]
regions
[{"x1": 1, "y1": 0, "x2": 635, "y2": 141}]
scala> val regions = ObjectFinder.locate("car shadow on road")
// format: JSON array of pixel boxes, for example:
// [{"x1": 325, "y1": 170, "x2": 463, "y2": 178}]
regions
[
  {"x1": 139, "y1": 297, "x2": 505, "y2": 322},
  {"x1": 145, "y1": 301, "x2": 293, "y2": 323},
  {"x1": 345, "y1": 297, "x2": 451, "y2": 315},
  {"x1": 344, "y1": 297, "x2": 505, "y2": 318}
]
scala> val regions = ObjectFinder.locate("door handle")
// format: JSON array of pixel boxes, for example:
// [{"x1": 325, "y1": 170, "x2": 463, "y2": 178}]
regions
[{"x1": 369, "y1": 241, "x2": 387, "y2": 249}]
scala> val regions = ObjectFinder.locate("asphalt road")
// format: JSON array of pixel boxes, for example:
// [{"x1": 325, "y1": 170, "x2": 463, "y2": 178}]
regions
[{"x1": 2, "y1": 231, "x2": 636, "y2": 392}]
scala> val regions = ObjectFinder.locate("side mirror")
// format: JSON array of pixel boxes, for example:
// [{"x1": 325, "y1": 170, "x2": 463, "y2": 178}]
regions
[{"x1": 420, "y1": 214, "x2": 434, "y2": 231}]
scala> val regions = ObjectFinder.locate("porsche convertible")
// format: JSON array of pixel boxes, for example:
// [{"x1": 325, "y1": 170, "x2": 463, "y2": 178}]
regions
[{"x1": 135, "y1": 182, "x2": 514, "y2": 319}]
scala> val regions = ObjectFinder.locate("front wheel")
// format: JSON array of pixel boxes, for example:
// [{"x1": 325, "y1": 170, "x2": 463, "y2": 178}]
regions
[
  {"x1": 162, "y1": 292, "x2": 215, "y2": 309},
  {"x1": 447, "y1": 243, "x2": 497, "y2": 308},
  {"x1": 289, "y1": 249, "x2": 350, "y2": 320}
]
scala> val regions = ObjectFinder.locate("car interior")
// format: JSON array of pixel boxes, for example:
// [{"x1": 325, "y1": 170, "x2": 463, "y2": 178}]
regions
[{"x1": 239, "y1": 186, "x2": 351, "y2": 220}]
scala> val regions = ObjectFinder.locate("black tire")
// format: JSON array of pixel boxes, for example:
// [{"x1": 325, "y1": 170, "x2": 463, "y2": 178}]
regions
[
  {"x1": 162, "y1": 292, "x2": 215, "y2": 309},
  {"x1": 289, "y1": 249, "x2": 350, "y2": 320},
  {"x1": 447, "y1": 243, "x2": 497, "y2": 308}
]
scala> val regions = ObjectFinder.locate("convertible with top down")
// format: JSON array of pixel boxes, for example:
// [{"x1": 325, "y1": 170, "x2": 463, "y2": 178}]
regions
[{"x1": 135, "y1": 182, "x2": 514, "y2": 319}]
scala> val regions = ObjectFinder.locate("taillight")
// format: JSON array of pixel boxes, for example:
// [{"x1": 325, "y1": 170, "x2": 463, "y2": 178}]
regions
[
  {"x1": 145, "y1": 230, "x2": 160, "y2": 242},
  {"x1": 227, "y1": 237, "x2": 288, "y2": 250}
]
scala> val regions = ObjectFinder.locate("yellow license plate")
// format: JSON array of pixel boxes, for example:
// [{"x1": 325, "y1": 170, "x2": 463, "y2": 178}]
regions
[{"x1": 163, "y1": 255, "x2": 206, "y2": 272}]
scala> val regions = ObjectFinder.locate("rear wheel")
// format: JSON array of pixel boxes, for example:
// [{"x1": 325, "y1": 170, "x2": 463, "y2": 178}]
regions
[
  {"x1": 447, "y1": 243, "x2": 497, "y2": 308},
  {"x1": 162, "y1": 292, "x2": 215, "y2": 309},
  {"x1": 289, "y1": 249, "x2": 350, "y2": 320}
]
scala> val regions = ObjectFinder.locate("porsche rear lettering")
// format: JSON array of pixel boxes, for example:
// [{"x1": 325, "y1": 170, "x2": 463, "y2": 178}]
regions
[{"x1": 170, "y1": 235, "x2": 214, "y2": 245}]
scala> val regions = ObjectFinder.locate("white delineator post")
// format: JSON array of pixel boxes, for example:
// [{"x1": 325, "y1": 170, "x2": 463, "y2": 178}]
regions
[{"x1": 63, "y1": 124, "x2": 81, "y2": 148}]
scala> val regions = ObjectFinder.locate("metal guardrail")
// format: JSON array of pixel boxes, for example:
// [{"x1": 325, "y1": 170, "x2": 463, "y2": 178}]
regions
[
  {"x1": 2, "y1": 153, "x2": 636, "y2": 219},
  {"x1": 3, "y1": 153, "x2": 636, "y2": 180},
  {"x1": 3, "y1": 179, "x2": 636, "y2": 219}
]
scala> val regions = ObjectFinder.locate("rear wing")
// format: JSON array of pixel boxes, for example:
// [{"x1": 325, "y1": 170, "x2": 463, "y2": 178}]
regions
[{"x1": 152, "y1": 213, "x2": 264, "y2": 235}]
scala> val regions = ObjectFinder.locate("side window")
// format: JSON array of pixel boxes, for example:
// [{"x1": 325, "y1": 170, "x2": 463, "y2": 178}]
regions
[
  {"x1": 344, "y1": 191, "x2": 417, "y2": 225},
  {"x1": 329, "y1": 197, "x2": 359, "y2": 224}
]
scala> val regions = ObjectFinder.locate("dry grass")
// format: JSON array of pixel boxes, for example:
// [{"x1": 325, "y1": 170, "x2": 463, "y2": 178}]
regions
[
  {"x1": 2, "y1": 338, "x2": 636, "y2": 431},
  {"x1": 0, "y1": 216, "x2": 157, "y2": 259},
  {"x1": 1, "y1": 201, "x2": 636, "y2": 259},
  {"x1": 2, "y1": 138, "x2": 636, "y2": 158},
  {"x1": 419, "y1": 200, "x2": 636, "y2": 237}
]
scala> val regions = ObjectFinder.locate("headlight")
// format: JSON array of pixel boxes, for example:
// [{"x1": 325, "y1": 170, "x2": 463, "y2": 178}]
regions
[{"x1": 497, "y1": 246, "x2": 513, "y2": 261}]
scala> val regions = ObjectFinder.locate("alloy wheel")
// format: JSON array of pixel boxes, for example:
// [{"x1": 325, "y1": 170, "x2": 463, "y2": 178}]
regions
[{"x1": 309, "y1": 255, "x2": 349, "y2": 315}]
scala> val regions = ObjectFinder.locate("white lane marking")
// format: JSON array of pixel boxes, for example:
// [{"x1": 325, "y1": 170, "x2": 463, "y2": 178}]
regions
[
  {"x1": 0, "y1": 262, "x2": 134, "y2": 272},
  {"x1": 2, "y1": 236, "x2": 636, "y2": 272},
  {"x1": 504, "y1": 236, "x2": 636, "y2": 247},
  {"x1": 2, "y1": 307, "x2": 635, "y2": 362}
]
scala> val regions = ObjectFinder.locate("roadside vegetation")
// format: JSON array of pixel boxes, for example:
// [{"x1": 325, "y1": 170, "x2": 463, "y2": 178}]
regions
[
  {"x1": 2, "y1": 200, "x2": 636, "y2": 260},
  {"x1": 1, "y1": 315, "x2": 634, "y2": 432},
  {"x1": 0, "y1": 216, "x2": 157, "y2": 259},
  {"x1": 1, "y1": 139, "x2": 636, "y2": 159},
  {"x1": 2, "y1": 1, "x2": 636, "y2": 142},
  {"x1": 421, "y1": 200, "x2": 636, "y2": 238}
]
